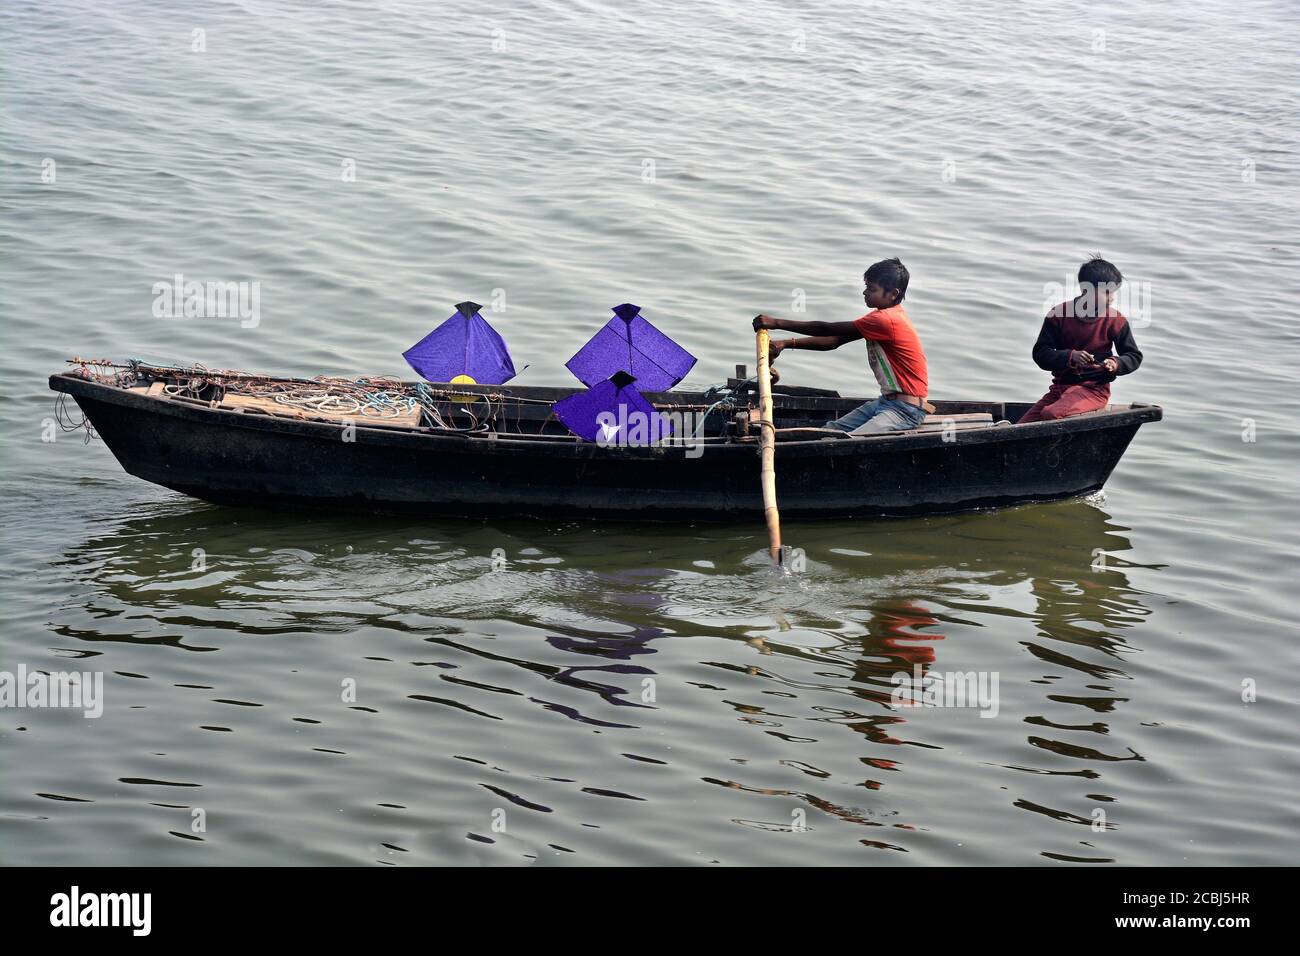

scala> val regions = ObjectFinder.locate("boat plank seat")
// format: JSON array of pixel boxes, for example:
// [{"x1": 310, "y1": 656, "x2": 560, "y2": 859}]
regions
[
  {"x1": 774, "y1": 427, "x2": 851, "y2": 440},
  {"x1": 910, "y1": 412, "x2": 997, "y2": 433},
  {"x1": 777, "y1": 411, "x2": 1000, "y2": 440}
]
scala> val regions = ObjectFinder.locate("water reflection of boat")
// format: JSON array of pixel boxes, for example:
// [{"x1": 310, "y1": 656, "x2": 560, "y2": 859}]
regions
[
  {"x1": 58, "y1": 497, "x2": 1151, "y2": 612},
  {"x1": 53, "y1": 498, "x2": 1157, "y2": 862},
  {"x1": 57, "y1": 497, "x2": 1154, "y2": 704}
]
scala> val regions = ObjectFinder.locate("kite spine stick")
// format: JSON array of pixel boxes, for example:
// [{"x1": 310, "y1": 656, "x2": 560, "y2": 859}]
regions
[{"x1": 756, "y1": 330, "x2": 783, "y2": 566}]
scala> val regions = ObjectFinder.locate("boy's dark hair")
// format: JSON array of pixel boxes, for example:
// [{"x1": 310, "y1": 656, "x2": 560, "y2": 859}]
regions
[
  {"x1": 865, "y1": 257, "x2": 909, "y2": 304},
  {"x1": 1078, "y1": 255, "x2": 1123, "y2": 288}
]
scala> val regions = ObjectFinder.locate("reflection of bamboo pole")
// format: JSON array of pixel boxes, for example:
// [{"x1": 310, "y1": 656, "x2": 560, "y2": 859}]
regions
[{"x1": 755, "y1": 330, "x2": 782, "y2": 566}]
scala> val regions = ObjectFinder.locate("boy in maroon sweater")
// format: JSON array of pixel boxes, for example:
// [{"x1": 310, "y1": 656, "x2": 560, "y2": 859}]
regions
[{"x1": 1019, "y1": 257, "x2": 1143, "y2": 423}]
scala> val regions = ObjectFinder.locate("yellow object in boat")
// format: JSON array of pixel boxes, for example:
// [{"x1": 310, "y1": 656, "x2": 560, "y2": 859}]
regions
[{"x1": 449, "y1": 374, "x2": 479, "y2": 404}]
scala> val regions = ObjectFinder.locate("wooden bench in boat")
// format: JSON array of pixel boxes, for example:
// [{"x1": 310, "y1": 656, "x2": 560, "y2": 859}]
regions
[
  {"x1": 911, "y1": 412, "x2": 1002, "y2": 433},
  {"x1": 774, "y1": 412, "x2": 1006, "y2": 440}
]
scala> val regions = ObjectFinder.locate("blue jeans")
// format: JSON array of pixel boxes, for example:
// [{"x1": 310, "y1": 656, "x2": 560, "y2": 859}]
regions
[{"x1": 825, "y1": 397, "x2": 926, "y2": 434}]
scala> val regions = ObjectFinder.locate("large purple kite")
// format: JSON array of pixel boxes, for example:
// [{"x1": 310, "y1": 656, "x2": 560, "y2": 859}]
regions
[
  {"x1": 403, "y1": 301, "x2": 516, "y2": 386},
  {"x1": 564, "y1": 303, "x2": 696, "y2": 393},
  {"x1": 553, "y1": 371, "x2": 672, "y2": 445}
]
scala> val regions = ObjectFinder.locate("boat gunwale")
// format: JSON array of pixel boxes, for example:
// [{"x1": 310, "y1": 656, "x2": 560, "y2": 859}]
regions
[{"x1": 49, "y1": 372, "x2": 1164, "y2": 460}]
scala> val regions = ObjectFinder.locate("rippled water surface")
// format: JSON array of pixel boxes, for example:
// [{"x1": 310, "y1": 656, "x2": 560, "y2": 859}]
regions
[{"x1": 2, "y1": 0, "x2": 1298, "y2": 865}]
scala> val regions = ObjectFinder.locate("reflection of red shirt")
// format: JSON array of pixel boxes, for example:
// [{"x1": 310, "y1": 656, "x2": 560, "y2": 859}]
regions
[
  {"x1": 853, "y1": 305, "x2": 929, "y2": 397},
  {"x1": 880, "y1": 601, "x2": 941, "y2": 667}
]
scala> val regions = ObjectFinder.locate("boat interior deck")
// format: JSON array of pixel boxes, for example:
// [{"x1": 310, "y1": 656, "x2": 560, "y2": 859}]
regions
[{"x1": 105, "y1": 367, "x2": 1128, "y2": 444}]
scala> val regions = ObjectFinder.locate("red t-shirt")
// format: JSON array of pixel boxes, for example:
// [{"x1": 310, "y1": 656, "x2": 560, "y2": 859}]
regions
[{"x1": 853, "y1": 305, "x2": 929, "y2": 398}]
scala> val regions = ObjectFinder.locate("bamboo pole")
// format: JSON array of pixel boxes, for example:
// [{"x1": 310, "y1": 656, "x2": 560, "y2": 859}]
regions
[{"x1": 755, "y1": 330, "x2": 783, "y2": 566}]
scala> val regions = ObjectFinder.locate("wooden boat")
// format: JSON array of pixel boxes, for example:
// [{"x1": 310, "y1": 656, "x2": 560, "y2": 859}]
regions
[{"x1": 48, "y1": 363, "x2": 1161, "y2": 521}]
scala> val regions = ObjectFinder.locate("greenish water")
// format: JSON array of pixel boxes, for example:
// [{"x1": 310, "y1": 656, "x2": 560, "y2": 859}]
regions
[{"x1": 2, "y1": 0, "x2": 1298, "y2": 865}]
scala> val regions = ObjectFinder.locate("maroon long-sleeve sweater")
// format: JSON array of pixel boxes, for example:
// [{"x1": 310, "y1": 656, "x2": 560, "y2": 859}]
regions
[{"x1": 1031, "y1": 300, "x2": 1143, "y2": 385}]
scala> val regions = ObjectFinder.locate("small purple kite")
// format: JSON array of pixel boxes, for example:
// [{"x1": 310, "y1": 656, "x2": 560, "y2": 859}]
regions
[
  {"x1": 553, "y1": 371, "x2": 673, "y2": 445},
  {"x1": 564, "y1": 303, "x2": 696, "y2": 393},
  {"x1": 403, "y1": 301, "x2": 516, "y2": 386}
]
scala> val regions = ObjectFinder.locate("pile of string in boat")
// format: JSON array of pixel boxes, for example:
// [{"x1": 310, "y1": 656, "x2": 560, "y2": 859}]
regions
[
  {"x1": 123, "y1": 361, "x2": 419, "y2": 421},
  {"x1": 121, "y1": 361, "x2": 533, "y2": 432}
]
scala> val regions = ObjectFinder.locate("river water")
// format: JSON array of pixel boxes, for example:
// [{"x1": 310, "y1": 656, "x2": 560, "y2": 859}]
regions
[{"x1": 1, "y1": 0, "x2": 1297, "y2": 865}]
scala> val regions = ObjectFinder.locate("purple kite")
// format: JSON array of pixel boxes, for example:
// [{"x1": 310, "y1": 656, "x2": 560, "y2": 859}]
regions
[
  {"x1": 553, "y1": 371, "x2": 673, "y2": 445},
  {"x1": 564, "y1": 303, "x2": 696, "y2": 393},
  {"x1": 403, "y1": 301, "x2": 516, "y2": 386}
]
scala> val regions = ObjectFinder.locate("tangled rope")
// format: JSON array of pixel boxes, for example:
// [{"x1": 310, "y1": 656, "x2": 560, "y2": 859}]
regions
[
  {"x1": 54, "y1": 393, "x2": 98, "y2": 443},
  {"x1": 415, "y1": 382, "x2": 498, "y2": 432},
  {"x1": 120, "y1": 361, "x2": 420, "y2": 420}
]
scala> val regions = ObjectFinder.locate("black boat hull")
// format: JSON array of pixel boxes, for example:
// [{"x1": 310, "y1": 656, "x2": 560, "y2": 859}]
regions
[{"x1": 50, "y1": 374, "x2": 1161, "y2": 521}]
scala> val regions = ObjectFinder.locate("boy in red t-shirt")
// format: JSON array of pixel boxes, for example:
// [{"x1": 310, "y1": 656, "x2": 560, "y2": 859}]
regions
[
  {"x1": 1018, "y1": 257, "x2": 1143, "y2": 424},
  {"x1": 753, "y1": 258, "x2": 930, "y2": 434}
]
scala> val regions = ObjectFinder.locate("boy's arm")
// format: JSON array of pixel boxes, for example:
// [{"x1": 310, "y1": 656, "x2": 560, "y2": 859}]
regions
[
  {"x1": 1108, "y1": 320, "x2": 1143, "y2": 375},
  {"x1": 754, "y1": 314, "x2": 863, "y2": 350},
  {"x1": 1031, "y1": 316, "x2": 1085, "y2": 371},
  {"x1": 773, "y1": 334, "x2": 854, "y2": 353}
]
